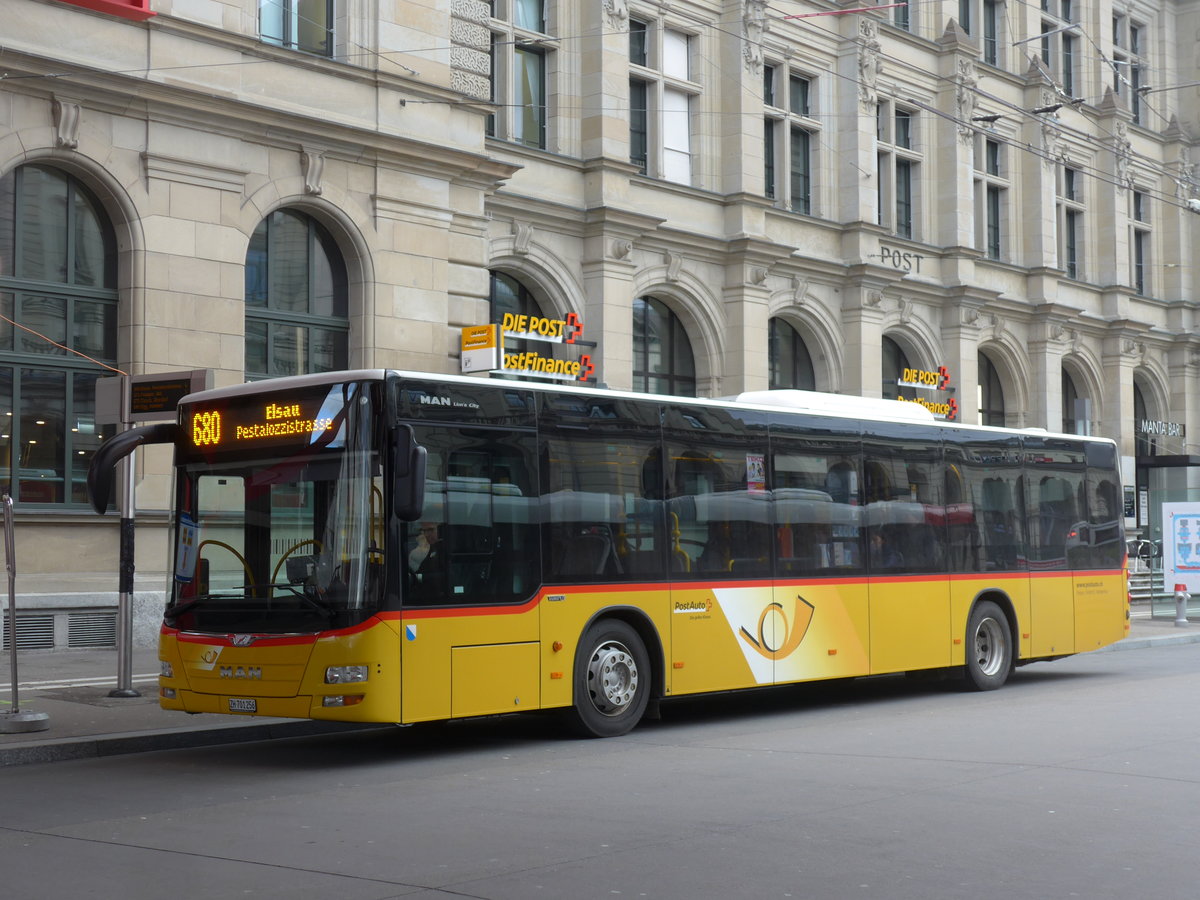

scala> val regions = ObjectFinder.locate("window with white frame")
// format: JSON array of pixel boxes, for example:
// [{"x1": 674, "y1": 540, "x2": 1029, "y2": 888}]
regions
[
  {"x1": 876, "y1": 102, "x2": 921, "y2": 239},
  {"x1": 260, "y1": 0, "x2": 333, "y2": 56},
  {"x1": 1112, "y1": 13, "x2": 1147, "y2": 126},
  {"x1": 960, "y1": 0, "x2": 1005, "y2": 67},
  {"x1": 1131, "y1": 189, "x2": 1151, "y2": 295},
  {"x1": 1057, "y1": 164, "x2": 1084, "y2": 279},
  {"x1": 629, "y1": 19, "x2": 700, "y2": 185},
  {"x1": 487, "y1": 0, "x2": 553, "y2": 149},
  {"x1": 1040, "y1": 0, "x2": 1077, "y2": 97},
  {"x1": 974, "y1": 136, "x2": 1008, "y2": 260},
  {"x1": 764, "y1": 65, "x2": 818, "y2": 215}
]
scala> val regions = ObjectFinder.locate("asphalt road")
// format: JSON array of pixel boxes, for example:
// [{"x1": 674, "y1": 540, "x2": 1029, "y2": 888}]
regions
[{"x1": 1, "y1": 643, "x2": 1197, "y2": 900}]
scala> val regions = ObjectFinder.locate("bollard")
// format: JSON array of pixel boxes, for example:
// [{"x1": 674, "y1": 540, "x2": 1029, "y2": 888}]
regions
[{"x1": 1174, "y1": 583, "x2": 1190, "y2": 628}]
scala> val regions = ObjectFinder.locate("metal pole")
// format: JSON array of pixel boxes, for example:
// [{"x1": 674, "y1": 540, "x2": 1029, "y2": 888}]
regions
[
  {"x1": 0, "y1": 493, "x2": 49, "y2": 732},
  {"x1": 5, "y1": 496, "x2": 16, "y2": 707},
  {"x1": 109, "y1": 374, "x2": 140, "y2": 698}
]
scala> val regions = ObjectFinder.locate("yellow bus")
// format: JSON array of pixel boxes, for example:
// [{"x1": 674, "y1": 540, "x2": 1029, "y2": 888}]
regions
[{"x1": 88, "y1": 370, "x2": 1129, "y2": 737}]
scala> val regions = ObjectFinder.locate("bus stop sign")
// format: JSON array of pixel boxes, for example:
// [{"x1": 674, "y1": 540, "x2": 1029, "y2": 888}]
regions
[{"x1": 96, "y1": 370, "x2": 212, "y2": 425}]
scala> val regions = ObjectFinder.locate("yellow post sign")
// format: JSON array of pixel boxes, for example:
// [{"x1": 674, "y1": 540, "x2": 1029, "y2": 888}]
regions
[{"x1": 460, "y1": 324, "x2": 499, "y2": 374}]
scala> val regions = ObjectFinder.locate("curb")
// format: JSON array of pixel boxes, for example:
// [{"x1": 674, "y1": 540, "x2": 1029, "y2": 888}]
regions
[
  {"x1": 1104, "y1": 631, "x2": 1200, "y2": 652},
  {"x1": 0, "y1": 720, "x2": 391, "y2": 768}
]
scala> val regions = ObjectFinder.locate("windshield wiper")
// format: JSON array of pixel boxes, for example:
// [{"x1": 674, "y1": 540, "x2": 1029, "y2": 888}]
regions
[
  {"x1": 268, "y1": 582, "x2": 337, "y2": 620},
  {"x1": 164, "y1": 593, "x2": 233, "y2": 620}
]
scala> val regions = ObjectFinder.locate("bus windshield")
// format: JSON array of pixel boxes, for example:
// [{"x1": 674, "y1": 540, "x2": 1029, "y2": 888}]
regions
[{"x1": 168, "y1": 381, "x2": 384, "y2": 634}]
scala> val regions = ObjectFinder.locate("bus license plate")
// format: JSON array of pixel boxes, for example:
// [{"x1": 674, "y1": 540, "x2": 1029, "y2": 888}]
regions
[{"x1": 228, "y1": 698, "x2": 256, "y2": 713}]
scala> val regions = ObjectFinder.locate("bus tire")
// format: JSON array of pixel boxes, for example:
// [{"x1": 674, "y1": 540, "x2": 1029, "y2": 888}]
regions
[
  {"x1": 964, "y1": 600, "x2": 1012, "y2": 691},
  {"x1": 569, "y1": 619, "x2": 651, "y2": 738}
]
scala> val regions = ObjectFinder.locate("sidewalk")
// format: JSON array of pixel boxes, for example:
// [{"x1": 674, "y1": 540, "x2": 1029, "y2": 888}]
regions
[
  {"x1": 2, "y1": 612, "x2": 1197, "y2": 767},
  {"x1": 0, "y1": 646, "x2": 386, "y2": 767}
]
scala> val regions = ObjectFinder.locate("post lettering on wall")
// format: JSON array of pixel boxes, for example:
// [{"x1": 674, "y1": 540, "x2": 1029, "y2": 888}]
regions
[
  {"x1": 894, "y1": 365, "x2": 957, "y2": 420},
  {"x1": 461, "y1": 313, "x2": 595, "y2": 383}
]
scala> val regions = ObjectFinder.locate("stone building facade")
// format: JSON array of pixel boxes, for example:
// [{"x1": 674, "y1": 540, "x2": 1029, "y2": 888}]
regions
[{"x1": 1, "y1": 0, "x2": 1198, "y2": 645}]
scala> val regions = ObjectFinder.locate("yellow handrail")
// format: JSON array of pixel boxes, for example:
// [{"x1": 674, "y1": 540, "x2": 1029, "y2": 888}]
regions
[{"x1": 196, "y1": 540, "x2": 255, "y2": 591}]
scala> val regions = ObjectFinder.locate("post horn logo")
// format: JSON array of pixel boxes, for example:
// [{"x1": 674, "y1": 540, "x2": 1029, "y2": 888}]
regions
[{"x1": 739, "y1": 595, "x2": 815, "y2": 660}]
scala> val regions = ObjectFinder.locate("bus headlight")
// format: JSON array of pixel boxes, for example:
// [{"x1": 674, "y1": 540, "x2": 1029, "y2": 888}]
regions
[
  {"x1": 160, "y1": 661, "x2": 174, "y2": 678},
  {"x1": 325, "y1": 665, "x2": 369, "y2": 684}
]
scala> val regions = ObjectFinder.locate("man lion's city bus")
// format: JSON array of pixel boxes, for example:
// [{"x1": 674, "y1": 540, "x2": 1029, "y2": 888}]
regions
[{"x1": 88, "y1": 370, "x2": 1129, "y2": 737}]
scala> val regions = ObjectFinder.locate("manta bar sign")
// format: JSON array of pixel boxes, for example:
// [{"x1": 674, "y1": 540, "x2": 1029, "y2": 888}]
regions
[
  {"x1": 894, "y1": 365, "x2": 958, "y2": 420},
  {"x1": 461, "y1": 312, "x2": 595, "y2": 383}
]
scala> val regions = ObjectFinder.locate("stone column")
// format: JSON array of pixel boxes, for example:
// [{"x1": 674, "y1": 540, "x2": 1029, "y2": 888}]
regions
[
  {"x1": 938, "y1": 287, "x2": 995, "y2": 425},
  {"x1": 933, "y1": 22, "x2": 980, "y2": 255},
  {"x1": 840, "y1": 266, "x2": 891, "y2": 398},
  {"x1": 581, "y1": 207, "x2": 663, "y2": 390},
  {"x1": 1101, "y1": 322, "x2": 1149, "y2": 459},
  {"x1": 834, "y1": 16, "x2": 882, "y2": 225},
  {"x1": 721, "y1": 237, "x2": 795, "y2": 394},
  {"x1": 1094, "y1": 90, "x2": 1133, "y2": 314},
  {"x1": 1020, "y1": 68, "x2": 1066, "y2": 269},
  {"x1": 1028, "y1": 304, "x2": 1079, "y2": 431}
]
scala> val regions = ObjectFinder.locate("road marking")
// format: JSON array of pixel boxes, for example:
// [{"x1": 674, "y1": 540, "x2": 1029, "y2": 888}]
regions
[{"x1": 0, "y1": 674, "x2": 159, "y2": 692}]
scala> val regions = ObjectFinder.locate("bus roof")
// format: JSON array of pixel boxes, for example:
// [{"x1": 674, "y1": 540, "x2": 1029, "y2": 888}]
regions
[{"x1": 175, "y1": 369, "x2": 1116, "y2": 448}]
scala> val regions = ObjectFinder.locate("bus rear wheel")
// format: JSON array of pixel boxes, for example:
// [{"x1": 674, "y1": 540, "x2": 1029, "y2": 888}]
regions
[
  {"x1": 964, "y1": 600, "x2": 1012, "y2": 691},
  {"x1": 569, "y1": 620, "x2": 650, "y2": 738}
]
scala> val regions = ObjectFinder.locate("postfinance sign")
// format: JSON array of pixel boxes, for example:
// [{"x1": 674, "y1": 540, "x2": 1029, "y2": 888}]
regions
[{"x1": 462, "y1": 312, "x2": 595, "y2": 383}]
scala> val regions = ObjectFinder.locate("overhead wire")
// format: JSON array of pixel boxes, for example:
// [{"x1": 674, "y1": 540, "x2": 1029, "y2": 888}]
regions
[{"x1": 3, "y1": 2, "x2": 1195, "y2": 214}]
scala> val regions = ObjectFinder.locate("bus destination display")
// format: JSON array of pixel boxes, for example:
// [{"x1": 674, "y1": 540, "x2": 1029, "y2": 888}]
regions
[{"x1": 182, "y1": 386, "x2": 346, "y2": 457}]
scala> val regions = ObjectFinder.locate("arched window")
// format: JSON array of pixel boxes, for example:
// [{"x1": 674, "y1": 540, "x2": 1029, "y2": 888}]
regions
[
  {"x1": 978, "y1": 351, "x2": 1005, "y2": 426},
  {"x1": 1062, "y1": 368, "x2": 1089, "y2": 435},
  {"x1": 0, "y1": 165, "x2": 117, "y2": 505},
  {"x1": 490, "y1": 270, "x2": 551, "y2": 381},
  {"x1": 244, "y1": 210, "x2": 348, "y2": 380},
  {"x1": 633, "y1": 296, "x2": 695, "y2": 396},
  {"x1": 881, "y1": 335, "x2": 910, "y2": 400},
  {"x1": 769, "y1": 318, "x2": 815, "y2": 390}
]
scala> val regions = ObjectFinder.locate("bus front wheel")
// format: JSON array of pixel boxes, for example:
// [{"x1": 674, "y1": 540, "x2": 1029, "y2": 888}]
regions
[
  {"x1": 964, "y1": 600, "x2": 1012, "y2": 691},
  {"x1": 569, "y1": 620, "x2": 651, "y2": 738}
]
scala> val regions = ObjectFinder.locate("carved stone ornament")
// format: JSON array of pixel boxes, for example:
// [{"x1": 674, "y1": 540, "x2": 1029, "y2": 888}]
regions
[
  {"x1": 898, "y1": 297, "x2": 913, "y2": 325},
  {"x1": 749, "y1": 265, "x2": 768, "y2": 285},
  {"x1": 864, "y1": 289, "x2": 884, "y2": 308},
  {"x1": 858, "y1": 19, "x2": 882, "y2": 110},
  {"x1": 512, "y1": 221, "x2": 534, "y2": 255},
  {"x1": 603, "y1": 0, "x2": 629, "y2": 33},
  {"x1": 300, "y1": 148, "x2": 325, "y2": 196},
  {"x1": 52, "y1": 98, "x2": 81, "y2": 150},
  {"x1": 955, "y1": 60, "x2": 978, "y2": 145},
  {"x1": 665, "y1": 250, "x2": 683, "y2": 283},
  {"x1": 1038, "y1": 89, "x2": 1067, "y2": 169},
  {"x1": 1176, "y1": 146, "x2": 1197, "y2": 200},
  {"x1": 1123, "y1": 338, "x2": 1146, "y2": 361},
  {"x1": 960, "y1": 307, "x2": 981, "y2": 326},
  {"x1": 743, "y1": 0, "x2": 767, "y2": 75},
  {"x1": 791, "y1": 275, "x2": 810, "y2": 305},
  {"x1": 611, "y1": 238, "x2": 633, "y2": 260},
  {"x1": 1113, "y1": 121, "x2": 1134, "y2": 189}
]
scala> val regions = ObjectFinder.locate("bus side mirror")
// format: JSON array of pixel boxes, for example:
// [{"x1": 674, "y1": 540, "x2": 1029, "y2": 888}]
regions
[
  {"x1": 87, "y1": 423, "x2": 178, "y2": 515},
  {"x1": 393, "y1": 425, "x2": 426, "y2": 522}
]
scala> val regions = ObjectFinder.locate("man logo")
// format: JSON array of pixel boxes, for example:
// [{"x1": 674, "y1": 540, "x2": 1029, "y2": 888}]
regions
[{"x1": 219, "y1": 666, "x2": 263, "y2": 680}]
